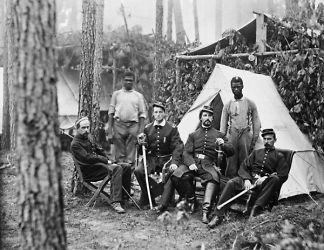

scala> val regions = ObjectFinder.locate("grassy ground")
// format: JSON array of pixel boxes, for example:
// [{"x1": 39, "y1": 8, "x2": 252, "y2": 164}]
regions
[{"x1": 1, "y1": 151, "x2": 324, "y2": 249}]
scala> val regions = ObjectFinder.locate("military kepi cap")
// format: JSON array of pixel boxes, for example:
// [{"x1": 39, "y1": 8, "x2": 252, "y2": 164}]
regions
[
  {"x1": 199, "y1": 105, "x2": 214, "y2": 118},
  {"x1": 75, "y1": 117, "x2": 89, "y2": 128},
  {"x1": 261, "y1": 128, "x2": 276, "y2": 137},
  {"x1": 153, "y1": 102, "x2": 166, "y2": 112}
]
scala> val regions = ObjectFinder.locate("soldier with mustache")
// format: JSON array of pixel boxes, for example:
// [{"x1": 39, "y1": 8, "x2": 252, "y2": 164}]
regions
[
  {"x1": 172, "y1": 106, "x2": 234, "y2": 223},
  {"x1": 208, "y1": 128, "x2": 290, "y2": 228}
]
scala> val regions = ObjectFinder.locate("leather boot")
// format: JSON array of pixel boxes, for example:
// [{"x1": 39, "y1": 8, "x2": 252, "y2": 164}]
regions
[{"x1": 202, "y1": 182, "x2": 217, "y2": 224}]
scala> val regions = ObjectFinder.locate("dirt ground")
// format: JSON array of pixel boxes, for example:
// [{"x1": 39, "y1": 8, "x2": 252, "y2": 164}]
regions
[{"x1": 1, "y1": 151, "x2": 324, "y2": 249}]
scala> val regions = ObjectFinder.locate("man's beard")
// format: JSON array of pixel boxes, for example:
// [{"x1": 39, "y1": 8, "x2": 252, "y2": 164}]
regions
[
  {"x1": 82, "y1": 133, "x2": 89, "y2": 139},
  {"x1": 202, "y1": 119, "x2": 212, "y2": 127}
]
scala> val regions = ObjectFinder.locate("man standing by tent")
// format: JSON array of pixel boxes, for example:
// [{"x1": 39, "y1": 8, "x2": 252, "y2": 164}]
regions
[
  {"x1": 174, "y1": 106, "x2": 234, "y2": 223},
  {"x1": 135, "y1": 102, "x2": 184, "y2": 210},
  {"x1": 107, "y1": 70, "x2": 147, "y2": 200},
  {"x1": 208, "y1": 128, "x2": 290, "y2": 228},
  {"x1": 220, "y1": 76, "x2": 261, "y2": 177}
]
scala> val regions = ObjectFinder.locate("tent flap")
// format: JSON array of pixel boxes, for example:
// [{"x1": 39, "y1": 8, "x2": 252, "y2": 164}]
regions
[{"x1": 178, "y1": 64, "x2": 324, "y2": 199}]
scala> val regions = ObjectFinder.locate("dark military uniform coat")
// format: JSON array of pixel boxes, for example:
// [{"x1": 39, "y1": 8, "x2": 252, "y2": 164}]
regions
[
  {"x1": 173, "y1": 126, "x2": 234, "y2": 183},
  {"x1": 238, "y1": 147, "x2": 289, "y2": 184},
  {"x1": 71, "y1": 134, "x2": 108, "y2": 181},
  {"x1": 142, "y1": 121, "x2": 183, "y2": 173}
]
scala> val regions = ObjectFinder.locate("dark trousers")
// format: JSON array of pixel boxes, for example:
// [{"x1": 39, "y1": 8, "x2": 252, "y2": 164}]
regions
[
  {"x1": 121, "y1": 164, "x2": 132, "y2": 200},
  {"x1": 82, "y1": 162, "x2": 131, "y2": 203},
  {"x1": 216, "y1": 175, "x2": 281, "y2": 214},
  {"x1": 178, "y1": 168, "x2": 216, "y2": 199}
]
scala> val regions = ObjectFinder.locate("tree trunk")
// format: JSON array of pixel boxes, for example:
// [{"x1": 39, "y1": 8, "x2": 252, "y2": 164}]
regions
[
  {"x1": 92, "y1": 0, "x2": 104, "y2": 142},
  {"x1": 236, "y1": 0, "x2": 242, "y2": 28},
  {"x1": 285, "y1": 0, "x2": 299, "y2": 18},
  {"x1": 12, "y1": 0, "x2": 67, "y2": 248},
  {"x1": 215, "y1": 0, "x2": 222, "y2": 39},
  {"x1": 72, "y1": 0, "x2": 96, "y2": 195},
  {"x1": 193, "y1": 0, "x2": 199, "y2": 43},
  {"x1": 1, "y1": 0, "x2": 10, "y2": 150},
  {"x1": 79, "y1": 0, "x2": 96, "y2": 123},
  {"x1": 7, "y1": 0, "x2": 16, "y2": 152},
  {"x1": 166, "y1": 0, "x2": 173, "y2": 42},
  {"x1": 154, "y1": 0, "x2": 164, "y2": 101},
  {"x1": 173, "y1": 0, "x2": 186, "y2": 44}
]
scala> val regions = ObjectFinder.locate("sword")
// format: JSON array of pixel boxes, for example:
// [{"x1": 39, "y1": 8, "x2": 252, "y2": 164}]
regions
[
  {"x1": 217, "y1": 184, "x2": 256, "y2": 210},
  {"x1": 142, "y1": 144, "x2": 153, "y2": 210}
]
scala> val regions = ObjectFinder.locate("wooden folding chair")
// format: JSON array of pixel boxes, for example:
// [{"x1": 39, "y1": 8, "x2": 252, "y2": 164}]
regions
[{"x1": 73, "y1": 158, "x2": 112, "y2": 207}]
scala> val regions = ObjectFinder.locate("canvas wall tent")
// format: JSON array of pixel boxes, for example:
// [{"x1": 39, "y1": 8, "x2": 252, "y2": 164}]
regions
[
  {"x1": 177, "y1": 63, "x2": 324, "y2": 200},
  {"x1": 183, "y1": 13, "x2": 316, "y2": 57},
  {"x1": 0, "y1": 68, "x2": 114, "y2": 133}
]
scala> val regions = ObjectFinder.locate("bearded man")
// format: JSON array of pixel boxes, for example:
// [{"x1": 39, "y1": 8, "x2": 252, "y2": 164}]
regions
[{"x1": 172, "y1": 106, "x2": 234, "y2": 223}]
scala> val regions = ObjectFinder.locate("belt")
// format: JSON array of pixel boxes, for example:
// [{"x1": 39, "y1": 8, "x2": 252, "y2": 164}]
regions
[
  {"x1": 195, "y1": 153, "x2": 214, "y2": 161},
  {"x1": 115, "y1": 119, "x2": 137, "y2": 124}
]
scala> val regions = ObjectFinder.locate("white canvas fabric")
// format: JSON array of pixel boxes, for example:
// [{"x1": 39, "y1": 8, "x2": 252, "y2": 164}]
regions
[{"x1": 178, "y1": 63, "x2": 324, "y2": 199}]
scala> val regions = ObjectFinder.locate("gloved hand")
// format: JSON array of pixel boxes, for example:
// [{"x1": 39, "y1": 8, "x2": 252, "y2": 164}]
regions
[
  {"x1": 137, "y1": 133, "x2": 147, "y2": 145},
  {"x1": 189, "y1": 164, "x2": 198, "y2": 171},
  {"x1": 169, "y1": 163, "x2": 178, "y2": 171},
  {"x1": 215, "y1": 138, "x2": 225, "y2": 146}
]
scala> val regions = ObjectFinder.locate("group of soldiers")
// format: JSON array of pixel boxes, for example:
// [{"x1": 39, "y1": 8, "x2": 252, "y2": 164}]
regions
[{"x1": 71, "y1": 71, "x2": 290, "y2": 228}]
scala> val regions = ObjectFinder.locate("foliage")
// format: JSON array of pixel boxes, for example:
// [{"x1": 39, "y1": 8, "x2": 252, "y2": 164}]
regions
[
  {"x1": 156, "y1": 1, "x2": 324, "y2": 151},
  {"x1": 56, "y1": 26, "x2": 155, "y2": 103}
]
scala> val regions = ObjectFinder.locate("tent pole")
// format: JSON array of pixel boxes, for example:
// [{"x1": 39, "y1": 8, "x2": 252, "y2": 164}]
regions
[
  {"x1": 175, "y1": 48, "x2": 319, "y2": 61},
  {"x1": 176, "y1": 59, "x2": 180, "y2": 87}
]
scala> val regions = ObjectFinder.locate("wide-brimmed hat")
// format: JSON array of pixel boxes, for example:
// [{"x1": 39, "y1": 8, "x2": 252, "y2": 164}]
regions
[
  {"x1": 152, "y1": 102, "x2": 166, "y2": 112},
  {"x1": 261, "y1": 128, "x2": 276, "y2": 137}
]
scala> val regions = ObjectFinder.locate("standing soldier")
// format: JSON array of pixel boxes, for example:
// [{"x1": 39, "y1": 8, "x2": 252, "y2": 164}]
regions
[
  {"x1": 134, "y1": 102, "x2": 184, "y2": 209},
  {"x1": 173, "y1": 106, "x2": 234, "y2": 223},
  {"x1": 220, "y1": 76, "x2": 261, "y2": 178},
  {"x1": 107, "y1": 71, "x2": 147, "y2": 201}
]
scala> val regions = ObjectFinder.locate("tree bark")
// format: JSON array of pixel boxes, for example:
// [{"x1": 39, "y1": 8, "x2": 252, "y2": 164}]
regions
[
  {"x1": 193, "y1": 0, "x2": 199, "y2": 43},
  {"x1": 79, "y1": 0, "x2": 96, "y2": 124},
  {"x1": 1, "y1": 0, "x2": 10, "y2": 150},
  {"x1": 166, "y1": 0, "x2": 173, "y2": 42},
  {"x1": 92, "y1": 0, "x2": 104, "y2": 142},
  {"x1": 7, "y1": 0, "x2": 16, "y2": 152},
  {"x1": 12, "y1": 0, "x2": 67, "y2": 248},
  {"x1": 285, "y1": 0, "x2": 299, "y2": 18},
  {"x1": 173, "y1": 0, "x2": 186, "y2": 44},
  {"x1": 154, "y1": 0, "x2": 164, "y2": 101}
]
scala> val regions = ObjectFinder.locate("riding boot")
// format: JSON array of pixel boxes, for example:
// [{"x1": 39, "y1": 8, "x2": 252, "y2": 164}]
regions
[{"x1": 202, "y1": 182, "x2": 217, "y2": 224}]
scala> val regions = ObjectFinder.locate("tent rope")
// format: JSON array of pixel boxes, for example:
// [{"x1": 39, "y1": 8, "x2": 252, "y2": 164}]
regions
[{"x1": 288, "y1": 172, "x2": 319, "y2": 206}]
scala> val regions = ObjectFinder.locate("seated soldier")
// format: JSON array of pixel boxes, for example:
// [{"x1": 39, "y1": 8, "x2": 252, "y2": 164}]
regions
[
  {"x1": 134, "y1": 102, "x2": 184, "y2": 209},
  {"x1": 71, "y1": 117, "x2": 130, "y2": 214},
  {"x1": 208, "y1": 128, "x2": 290, "y2": 228},
  {"x1": 172, "y1": 106, "x2": 234, "y2": 224}
]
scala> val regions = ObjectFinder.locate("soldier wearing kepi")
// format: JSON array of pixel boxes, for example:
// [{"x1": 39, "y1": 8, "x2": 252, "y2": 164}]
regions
[
  {"x1": 134, "y1": 102, "x2": 184, "y2": 209},
  {"x1": 208, "y1": 128, "x2": 290, "y2": 228},
  {"x1": 71, "y1": 117, "x2": 127, "y2": 214},
  {"x1": 173, "y1": 106, "x2": 234, "y2": 223}
]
